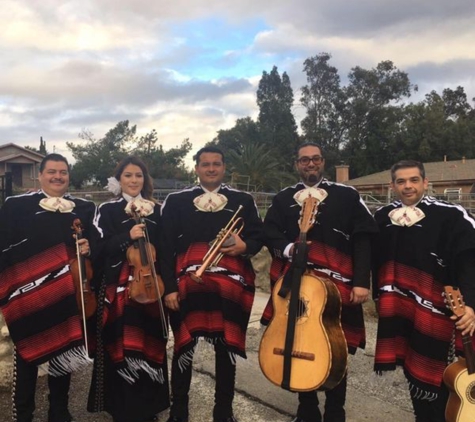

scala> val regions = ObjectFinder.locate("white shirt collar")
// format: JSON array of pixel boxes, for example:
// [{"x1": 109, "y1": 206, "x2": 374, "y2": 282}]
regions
[
  {"x1": 200, "y1": 185, "x2": 221, "y2": 194},
  {"x1": 122, "y1": 193, "x2": 143, "y2": 203},
  {"x1": 40, "y1": 189, "x2": 63, "y2": 199}
]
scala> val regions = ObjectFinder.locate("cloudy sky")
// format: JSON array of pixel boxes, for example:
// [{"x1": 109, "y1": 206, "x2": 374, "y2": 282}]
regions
[{"x1": 1, "y1": 0, "x2": 474, "y2": 167}]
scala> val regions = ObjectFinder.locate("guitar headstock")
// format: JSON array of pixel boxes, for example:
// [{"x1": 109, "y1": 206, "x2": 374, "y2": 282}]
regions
[
  {"x1": 298, "y1": 197, "x2": 318, "y2": 234},
  {"x1": 444, "y1": 286, "x2": 465, "y2": 318}
]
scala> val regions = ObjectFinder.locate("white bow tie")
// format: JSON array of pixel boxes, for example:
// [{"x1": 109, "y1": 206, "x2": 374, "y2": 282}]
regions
[
  {"x1": 193, "y1": 192, "x2": 228, "y2": 212},
  {"x1": 39, "y1": 197, "x2": 75, "y2": 213},
  {"x1": 389, "y1": 206, "x2": 425, "y2": 227},
  {"x1": 124, "y1": 198, "x2": 155, "y2": 217},
  {"x1": 293, "y1": 187, "x2": 328, "y2": 206}
]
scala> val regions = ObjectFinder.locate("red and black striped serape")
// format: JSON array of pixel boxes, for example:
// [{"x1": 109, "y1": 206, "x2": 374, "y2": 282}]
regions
[
  {"x1": 102, "y1": 260, "x2": 167, "y2": 383},
  {"x1": 374, "y1": 260, "x2": 475, "y2": 396},
  {"x1": 169, "y1": 242, "x2": 255, "y2": 364},
  {"x1": 0, "y1": 244, "x2": 89, "y2": 374}
]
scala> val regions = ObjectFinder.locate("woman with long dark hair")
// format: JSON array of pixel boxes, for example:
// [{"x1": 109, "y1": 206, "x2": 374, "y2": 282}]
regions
[{"x1": 87, "y1": 156, "x2": 169, "y2": 422}]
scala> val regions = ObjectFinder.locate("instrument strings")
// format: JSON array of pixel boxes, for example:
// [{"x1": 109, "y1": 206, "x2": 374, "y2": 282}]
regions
[{"x1": 142, "y1": 217, "x2": 169, "y2": 339}]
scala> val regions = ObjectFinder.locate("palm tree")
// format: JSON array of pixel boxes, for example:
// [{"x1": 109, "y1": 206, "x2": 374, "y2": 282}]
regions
[{"x1": 227, "y1": 143, "x2": 296, "y2": 192}]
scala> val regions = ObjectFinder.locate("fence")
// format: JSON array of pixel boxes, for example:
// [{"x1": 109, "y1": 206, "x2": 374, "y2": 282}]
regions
[
  {"x1": 69, "y1": 189, "x2": 277, "y2": 215},
  {"x1": 19, "y1": 188, "x2": 475, "y2": 216},
  {"x1": 0, "y1": 173, "x2": 12, "y2": 207},
  {"x1": 360, "y1": 192, "x2": 475, "y2": 215}
]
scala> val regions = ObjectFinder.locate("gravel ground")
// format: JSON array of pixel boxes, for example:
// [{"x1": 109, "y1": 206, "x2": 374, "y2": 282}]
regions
[{"x1": 0, "y1": 300, "x2": 414, "y2": 422}]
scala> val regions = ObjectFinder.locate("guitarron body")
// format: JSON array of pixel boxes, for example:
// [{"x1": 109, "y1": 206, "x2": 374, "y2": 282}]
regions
[
  {"x1": 259, "y1": 270, "x2": 348, "y2": 392},
  {"x1": 443, "y1": 286, "x2": 475, "y2": 422},
  {"x1": 443, "y1": 358, "x2": 475, "y2": 422}
]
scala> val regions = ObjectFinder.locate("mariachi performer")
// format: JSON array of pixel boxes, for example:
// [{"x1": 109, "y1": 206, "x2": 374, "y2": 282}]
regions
[
  {"x1": 372, "y1": 159, "x2": 475, "y2": 422},
  {"x1": 0, "y1": 153, "x2": 95, "y2": 422},
  {"x1": 87, "y1": 156, "x2": 169, "y2": 422},
  {"x1": 261, "y1": 143, "x2": 378, "y2": 422},
  {"x1": 160, "y1": 146, "x2": 263, "y2": 422}
]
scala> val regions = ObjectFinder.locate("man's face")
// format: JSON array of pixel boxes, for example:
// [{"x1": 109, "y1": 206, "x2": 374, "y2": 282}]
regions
[
  {"x1": 195, "y1": 152, "x2": 226, "y2": 190},
  {"x1": 391, "y1": 167, "x2": 428, "y2": 206},
  {"x1": 296, "y1": 146, "x2": 325, "y2": 186},
  {"x1": 38, "y1": 160, "x2": 70, "y2": 197}
]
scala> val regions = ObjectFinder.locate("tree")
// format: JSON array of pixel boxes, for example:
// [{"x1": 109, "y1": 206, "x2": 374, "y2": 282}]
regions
[
  {"x1": 342, "y1": 61, "x2": 414, "y2": 177},
  {"x1": 300, "y1": 52, "x2": 347, "y2": 177},
  {"x1": 67, "y1": 120, "x2": 137, "y2": 188},
  {"x1": 398, "y1": 89, "x2": 475, "y2": 163},
  {"x1": 257, "y1": 66, "x2": 299, "y2": 172},
  {"x1": 442, "y1": 86, "x2": 471, "y2": 120},
  {"x1": 227, "y1": 142, "x2": 295, "y2": 192},
  {"x1": 67, "y1": 121, "x2": 194, "y2": 189},
  {"x1": 25, "y1": 137, "x2": 48, "y2": 156},
  {"x1": 209, "y1": 117, "x2": 261, "y2": 156}
]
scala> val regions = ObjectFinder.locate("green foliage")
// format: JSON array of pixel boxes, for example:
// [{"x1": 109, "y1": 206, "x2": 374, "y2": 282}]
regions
[
  {"x1": 227, "y1": 143, "x2": 296, "y2": 192},
  {"x1": 24, "y1": 137, "x2": 48, "y2": 156},
  {"x1": 69, "y1": 56, "x2": 475, "y2": 190},
  {"x1": 68, "y1": 121, "x2": 193, "y2": 189},
  {"x1": 300, "y1": 52, "x2": 347, "y2": 176},
  {"x1": 257, "y1": 66, "x2": 300, "y2": 172},
  {"x1": 68, "y1": 120, "x2": 136, "y2": 188},
  {"x1": 209, "y1": 117, "x2": 260, "y2": 156}
]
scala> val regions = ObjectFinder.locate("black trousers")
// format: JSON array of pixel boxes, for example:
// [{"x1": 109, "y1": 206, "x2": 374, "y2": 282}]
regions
[
  {"x1": 13, "y1": 350, "x2": 72, "y2": 422},
  {"x1": 409, "y1": 381, "x2": 449, "y2": 422},
  {"x1": 296, "y1": 374, "x2": 347, "y2": 422},
  {"x1": 170, "y1": 341, "x2": 236, "y2": 420}
]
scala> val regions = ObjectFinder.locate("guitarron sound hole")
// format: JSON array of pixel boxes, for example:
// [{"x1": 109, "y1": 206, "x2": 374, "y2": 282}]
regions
[{"x1": 467, "y1": 381, "x2": 475, "y2": 404}]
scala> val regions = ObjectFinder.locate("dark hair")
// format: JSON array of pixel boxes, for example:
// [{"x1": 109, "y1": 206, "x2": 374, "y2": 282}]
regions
[
  {"x1": 39, "y1": 153, "x2": 69, "y2": 173},
  {"x1": 113, "y1": 156, "x2": 154, "y2": 200},
  {"x1": 390, "y1": 160, "x2": 426, "y2": 182},
  {"x1": 296, "y1": 142, "x2": 324, "y2": 160},
  {"x1": 194, "y1": 146, "x2": 225, "y2": 165}
]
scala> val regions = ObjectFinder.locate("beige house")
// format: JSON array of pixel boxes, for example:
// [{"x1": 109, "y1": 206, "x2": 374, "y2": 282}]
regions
[
  {"x1": 0, "y1": 143, "x2": 44, "y2": 190},
  {"x1": 337, "y1": 158, "x2": 475, "y2": 198}
]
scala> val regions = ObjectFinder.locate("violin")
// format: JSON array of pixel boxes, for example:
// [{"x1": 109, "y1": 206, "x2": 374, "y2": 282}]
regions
[
  {"x1": 71, "y1": 218, "x2": 97, "y2": 319},
  {"x1": 126, "y1": 203, "x2": 168, "y2": 338},
  {"x1": 126, "y1": 208, "x2": 165, "y2": 303}
]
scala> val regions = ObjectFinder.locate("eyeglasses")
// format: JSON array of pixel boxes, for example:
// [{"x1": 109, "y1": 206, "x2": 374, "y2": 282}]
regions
[{"x1": 296, "y1": 156, "x2": 324, "y2": 165}]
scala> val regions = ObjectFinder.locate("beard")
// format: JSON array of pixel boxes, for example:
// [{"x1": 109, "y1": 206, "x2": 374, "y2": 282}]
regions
[{"x1": 307, "y1": 174, "x2": 318, "y2": 185}]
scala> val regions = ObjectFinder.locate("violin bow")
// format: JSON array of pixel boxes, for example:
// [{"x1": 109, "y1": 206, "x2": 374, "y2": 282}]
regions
[{"x1": 72, "y1": 219, "x2": 90, "y2": 356}]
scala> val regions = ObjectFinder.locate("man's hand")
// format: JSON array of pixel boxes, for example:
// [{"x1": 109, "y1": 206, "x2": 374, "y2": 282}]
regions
[
  {"x1": 350, "y1": 286, "x2": 369, "y2": 305},
  {"x1": 219, "y1": 233, "x2": 247, "y2": 257},
  {"x1": 288, "y1": 241, "x2": 312, "y2": 257},
  {"x1": 453, "y1": 304, "x2": 475, "y2": 336},
  {"x1": 164, "y1": 292, "x2": 180, "y2": 311}
]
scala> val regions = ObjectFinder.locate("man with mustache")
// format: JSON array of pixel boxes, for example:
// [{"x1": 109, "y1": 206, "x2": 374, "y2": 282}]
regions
[
  {"x1": 0, "y1": 153, "x2": 95, "y2": 422},
  {"x1": 372, "y1": 160, "x2": 475, "y2": 422},
  {"x1": 261, "y1": 143, "x2": 378, "y2": 422},
  {"x1": 160, "y1": 146, "x2": 263, "y2": 422}
]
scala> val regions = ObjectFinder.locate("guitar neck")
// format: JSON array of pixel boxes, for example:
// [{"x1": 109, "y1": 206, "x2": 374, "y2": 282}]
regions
[{"x1": 462, "y1": 334, "x2": 475, "y2": 374}]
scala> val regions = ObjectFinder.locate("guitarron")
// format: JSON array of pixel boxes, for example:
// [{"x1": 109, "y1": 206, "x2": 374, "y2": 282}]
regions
[
  {"x1": 259, "y1": 196, "x2": 347, "y2": 392},
  {"x1": 443, "y1": 286, "x2": 475, "y2": 422}
]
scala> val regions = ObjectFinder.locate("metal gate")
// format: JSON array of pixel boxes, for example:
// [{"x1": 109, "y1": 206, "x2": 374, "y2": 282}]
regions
[{"x1": 0, "y1": 172, "x2": 13, "y2": 207}]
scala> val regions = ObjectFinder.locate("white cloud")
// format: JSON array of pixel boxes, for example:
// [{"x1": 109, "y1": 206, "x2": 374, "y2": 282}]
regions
[{"x1": 0, "y1": 0, "x2": 474, "y2": 167}]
